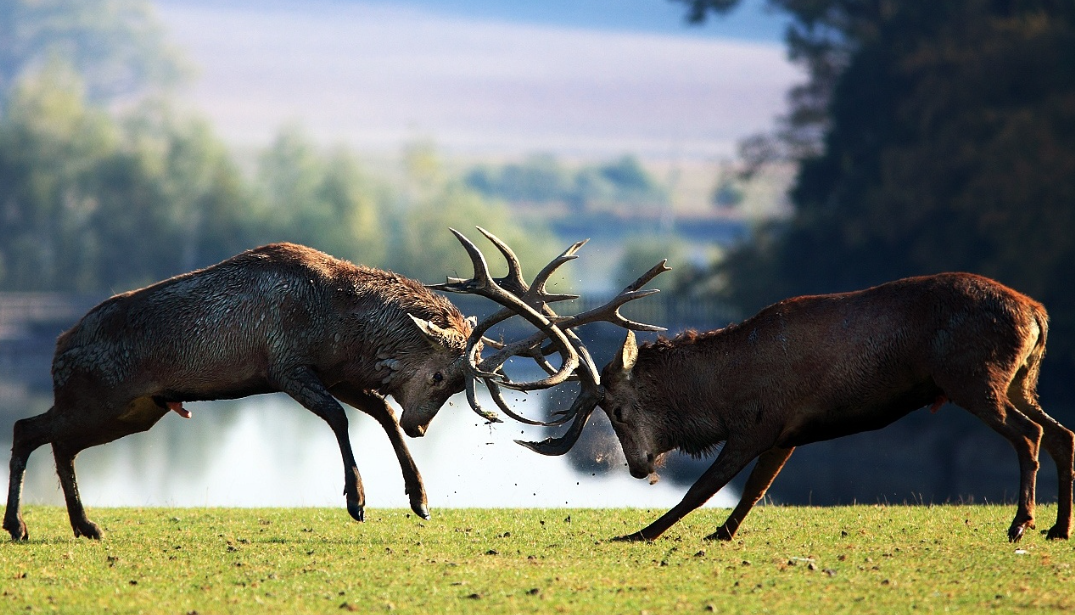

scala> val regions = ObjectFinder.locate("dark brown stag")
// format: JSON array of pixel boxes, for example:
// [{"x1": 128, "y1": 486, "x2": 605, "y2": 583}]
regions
[
  {"x1": 441, "y1": 236, "x2": 1074, "y2": 544},
  {"x1": 4, "y1": 242, "x2": 491, "y2": 540},
  {"x1": 593, "y1": 274, "x2": 1074, "y2": 543}
]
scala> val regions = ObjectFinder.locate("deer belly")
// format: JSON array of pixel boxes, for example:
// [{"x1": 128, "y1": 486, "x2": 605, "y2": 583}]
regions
[
  {"x1": 140, "y1": 351, "x2": 274, "y2": 402},
  {"x1": 779, "y1": 383, "x2": 941, "y2": 447}
]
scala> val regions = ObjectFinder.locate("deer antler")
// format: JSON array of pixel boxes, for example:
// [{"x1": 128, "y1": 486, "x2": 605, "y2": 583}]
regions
[
  {"x1": 430, "y1": 228, "x2": 585, "y2": 422},
  {"x1": 514, "y1": 261, "x2": 672, "y2": 454},
  {"x1": 432, "y1": 227, "x2": 668, "y2": 443}
]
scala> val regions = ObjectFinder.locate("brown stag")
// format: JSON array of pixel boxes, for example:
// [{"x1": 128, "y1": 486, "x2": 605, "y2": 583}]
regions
[
  {"x1": 439, "y1": 236, "x2": 1074, "y2": 544},
  {"x1": 593, "y1": 274, "x2": 1074, "y2": 543},
  {"x1": 4, "y1": 242, "x2": 495, "y2": 540}
]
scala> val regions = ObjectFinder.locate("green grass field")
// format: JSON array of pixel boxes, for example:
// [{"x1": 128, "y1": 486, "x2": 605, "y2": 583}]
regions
[{"x1": 2, "y1": 504, "x2": 1073, "y2": 614}]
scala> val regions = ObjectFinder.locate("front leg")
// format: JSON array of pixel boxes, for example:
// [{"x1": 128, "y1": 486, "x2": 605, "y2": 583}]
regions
[
  {"x1": 331, "y1": 384, "x2": 429, "y2": 519},
  {"x1": 274, "y1": 365, "x2": 365, "y2": 522},
  {"x1": 707, "y1": 446, "x2": 794, "y2": 541},
  {"x1": 617, "y1": 441, "x2": 761, "y2": 541}
]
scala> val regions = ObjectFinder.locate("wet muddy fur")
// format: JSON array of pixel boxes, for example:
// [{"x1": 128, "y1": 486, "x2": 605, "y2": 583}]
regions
[{"x1": 5, "y1": 243, "x2": 472, "y2": 540}]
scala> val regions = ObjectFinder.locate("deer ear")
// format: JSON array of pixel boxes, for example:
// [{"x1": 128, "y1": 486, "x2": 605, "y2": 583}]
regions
[
  {"x1": 608, "y1": 331, "x2": 638, "y2": 381},
  {"x1": 409, "y1": 314, "x2": 455, "y2": 348}
]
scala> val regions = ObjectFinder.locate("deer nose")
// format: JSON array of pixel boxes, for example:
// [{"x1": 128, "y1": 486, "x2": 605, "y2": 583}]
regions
[{"x1": 404, "y1": 423, "x2": 427, "y2": 438}]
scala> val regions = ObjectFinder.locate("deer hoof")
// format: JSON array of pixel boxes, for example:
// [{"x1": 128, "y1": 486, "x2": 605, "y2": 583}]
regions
[
  {"x1": 4, "y1": 520, "x2": 28, "y2": 541},
  {"x1": 704, "y1": 527, "x2": 735, "y2": 542},
  {"x1": 1045, "y1": 525, "x2": 1071, "y2": 540},
  {"x1": 611, "y1": 531, "x2": 650, "y2": 543},
  {"x1": 347, "y1": 501, "x2": 365, "y2": 523},
  {"x1": 73, "y1": 521, "x2": 103, "y2": 540},
  {"x1": 412, "y1": 503, "x2": 430, "y2": 520},
  {"x1": 1008, "y1": 523, "x2": 1028, "y2": 543}
]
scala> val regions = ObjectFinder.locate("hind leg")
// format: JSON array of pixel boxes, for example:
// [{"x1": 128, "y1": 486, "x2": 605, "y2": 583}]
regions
[
  {"x1": 1008, "y1": 377, "x2": 1074, "y2": 539},
  {"x1": 42, "y1": 395, "x2": 166, "y2": 540},
  {"x1": 4, "y1": 414, "x2": 54, "y2": 541},
  {"x1": 957, "y1": 394, "x2": 1043, "y2": 542},
  {"x1": 52, "y1": 442, "x2": 102, "y2": 539}
]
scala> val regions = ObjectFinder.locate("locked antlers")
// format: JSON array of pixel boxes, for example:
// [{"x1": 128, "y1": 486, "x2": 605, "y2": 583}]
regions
[{"x1": 431, "y1": 227, "x2": 669, "y2": 452}]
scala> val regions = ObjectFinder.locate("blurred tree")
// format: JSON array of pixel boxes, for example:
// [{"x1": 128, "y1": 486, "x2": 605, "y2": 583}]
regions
[
  {"x1": 596, "y1": 155, "x2": 666, "y2": 205},
  {"x1": 254, "y1": 125, "x2": 387, "y2": 266},
  {"x1": 0, "y1": 66, "x2": 118, "y2": 290},
  {"x1": 0, "y1": 69, "x2": 252, "y2": 292},
  {"x1": 464, "y1": 153, "x2": 667, "y2": 213},
  {"x1": 678, "y1": 0, "x2": 1075, "y2": 404},
  {"x1": 711, "y1": 163, "x2": 745, "y2": 209},
  {"x1": 390, "y1": 143, "x2": 558, "y2": 285},
  {"x1": 0, "y1": 0, "x2": 185, "y2": 107},
  {"x1": 465, "y1": 154, "x2": 573, "y2": 204},
  {"x1": 87, "y1": 103, "x2": 254, "y2": 288}
]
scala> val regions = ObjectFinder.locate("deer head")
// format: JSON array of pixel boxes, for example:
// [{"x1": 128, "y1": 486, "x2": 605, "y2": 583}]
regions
[{"x1": 392, "y1": 313, "x2": 474, "y2": 437}]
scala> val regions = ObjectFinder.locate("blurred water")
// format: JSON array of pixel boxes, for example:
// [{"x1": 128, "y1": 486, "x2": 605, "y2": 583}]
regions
[{"x1": 2, "y1": 390, "x2": 736, "y2": 511}]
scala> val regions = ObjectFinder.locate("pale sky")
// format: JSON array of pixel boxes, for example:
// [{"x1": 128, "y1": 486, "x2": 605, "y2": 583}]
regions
[{"x1": 156, "y1": 0, "x2": 802, "y2": 159}]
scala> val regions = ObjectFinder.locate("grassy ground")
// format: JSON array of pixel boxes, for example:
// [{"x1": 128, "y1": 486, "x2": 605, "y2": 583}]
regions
[{"x1": 2, "y1": 504, "x2": 1073, "y2": 614}]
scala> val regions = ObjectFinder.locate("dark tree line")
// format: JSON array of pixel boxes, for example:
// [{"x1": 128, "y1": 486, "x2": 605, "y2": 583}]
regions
[{"x1": 677, "y1": 0, "x2": 1075, "y2": 409}]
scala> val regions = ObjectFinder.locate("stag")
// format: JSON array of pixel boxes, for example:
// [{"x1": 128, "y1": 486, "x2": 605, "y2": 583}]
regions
[
  {"x1": 4, "y1": 242, "x2": 493, "y2": 540},
  {"x1": 441, "y1": 239, "x2": 1074, "y2": 544},
  {"x1": 593, "y1": 273, "x2": 1075, "y2": 543}
]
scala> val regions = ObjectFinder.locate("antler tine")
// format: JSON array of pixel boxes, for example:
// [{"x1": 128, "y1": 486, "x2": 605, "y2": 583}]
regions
[
  {"x1": 626, "y1": 259, "x2": 672, "y2": 293},
  {"x1": 475, "y1": 226, "x2": 529, "y2": 295},
  {"x1": 560, "y1": 289, "x2": 666, "y2": 332},
  {"x1": 514, "y1": 367, "x2": 604, "y2": 455},
  {"x1": 443, "y1": 228, "x2": 582, "y2": 387},
  {"x1": 484, "y1": 377, "x2": 575, "y2": 427},
  {"x1": 426, "y1": 228, "x2": 495, "y2": 293},
  {"x1": 556, "y1": 260, "x2": 672, "y2": 332},
  {"x1": 464, "y1": 375, "x2": 503, "y2": 423},
  {"x1": 527, "y1": 239, "x2": 587, "y2": 301},
  {"x1": 480, "y1": 335, "x2": 505, "y2": 350},
  {"x1": 450, "y1": 227, "x2": 495, "y2": 288},
  {"x1": 567, "y1": 329, "x2": 602, "y2": 388}
]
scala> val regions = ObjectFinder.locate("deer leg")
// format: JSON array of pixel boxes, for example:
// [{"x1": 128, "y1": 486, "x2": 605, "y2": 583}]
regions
[
  {"x1": 1008, "y1": 392, "x2": 1074, "y2": 539},
  {"x1": 708, "y1": 446, "x2": 795, "y2": 541},
  {"x1": 275, "y1": 366, "x2": 365, "y2": 522},
  {"x1": 4, "y1": 413, "x2": 54, "y2": 541},
  {"x1": 614, "y1": 441, "x2": 763, "y2": 542},
  {"x1": 52, "y1": 442, "x2": 102, "y2": 539},
  {"x1": 331, "y1": 384, "x2": 429, "y2": 520},
  {"x1": 960, "y1": 397, "x2": 1043, "y2": 542}
]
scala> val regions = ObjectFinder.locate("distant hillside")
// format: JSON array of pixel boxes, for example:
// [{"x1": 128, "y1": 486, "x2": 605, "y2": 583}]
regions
[{"x1": 155, "y1": 0, "x2": 802, "y2": 158}]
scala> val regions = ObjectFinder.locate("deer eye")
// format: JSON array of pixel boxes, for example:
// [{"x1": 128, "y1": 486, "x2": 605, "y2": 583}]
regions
[
  {"x1": 613, "y1": 407, "x2": 624, "y2": 422},
  {"x1": 432, "y1": 372, "x2": 444, "y2": 384}
]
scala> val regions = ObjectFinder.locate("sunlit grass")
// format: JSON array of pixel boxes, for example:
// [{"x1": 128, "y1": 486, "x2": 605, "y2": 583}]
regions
[{"x1": 2, "y1": 505, "x2": 1073, "y2": 613}]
